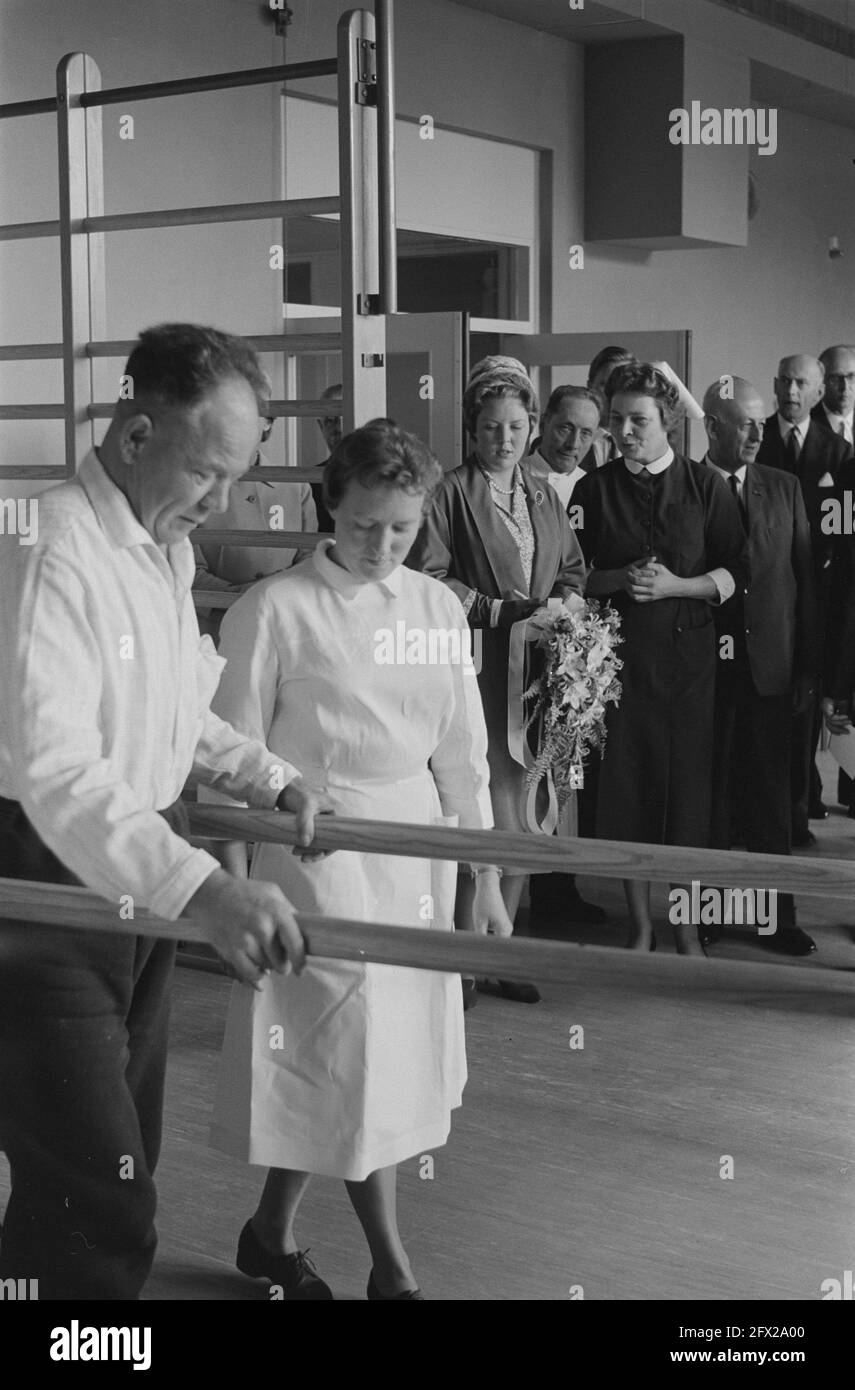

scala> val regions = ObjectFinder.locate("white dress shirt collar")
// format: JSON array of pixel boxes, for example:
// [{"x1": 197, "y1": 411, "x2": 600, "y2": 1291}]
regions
[
  {"x1": 313, "y1": 535, "x2": 403, "y2": 597},
  {"x1": 82, "y1": 449, "x2": 195, "y2": 594},
  {"x1": 776, "y1": 412, "x2": 809, "y2": 443},
  {"x1": 623, "y1": 445, "x2": 674, "y2": 476},
  {"x1": 705, "y1": 455, "x2": 747, "y2": 489},
  {"x1": 823, "y1": 404, "x2": 854, "y2": 441}
]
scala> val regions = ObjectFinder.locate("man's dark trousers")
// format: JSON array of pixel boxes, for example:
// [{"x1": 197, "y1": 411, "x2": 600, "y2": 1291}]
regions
[
  {"x1": 712, "y1": 662, "x2": 796, "y2": 930},
  {"x1": 0, "y1": 796, "x2": 185, "y2": 1299}
]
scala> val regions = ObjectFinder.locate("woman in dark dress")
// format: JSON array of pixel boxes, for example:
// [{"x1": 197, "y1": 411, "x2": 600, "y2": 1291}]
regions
[
  {"x1": 573, "y1": 363, "x2": 749, "y2": 953},
  {"x1": 407, "y1": 357, "x2": 586, "y2": 1000}
]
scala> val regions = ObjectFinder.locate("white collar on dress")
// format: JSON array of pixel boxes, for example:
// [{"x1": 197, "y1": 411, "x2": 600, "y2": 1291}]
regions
[
  {"x1": 312, "y1": 535, "x2": 404, "y2": 597},
  {"x1": 623, "y1": 446, "x2": 674, "y2": 476}
]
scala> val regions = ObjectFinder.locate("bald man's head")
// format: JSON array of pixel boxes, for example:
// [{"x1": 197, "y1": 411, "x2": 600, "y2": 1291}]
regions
[
  {"x1": 819, "y1": 345, "x2": 855, "y2": 418},
  {"x1": 774, "y1": 355, "x2": 824, "y2": 425},
  {"x1": 703, "y1": 376, "x2": 765, "y2": 472}
]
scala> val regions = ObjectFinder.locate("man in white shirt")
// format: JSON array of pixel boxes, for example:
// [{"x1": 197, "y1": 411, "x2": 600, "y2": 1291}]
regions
[
  {"x1": 526, "y1": 385, "x2": 603, "y2": 513},
  {"x1": 0, "y1": 323, "x2": 331, "y2": 1300},
  {"x1": 813, "y1": 344, "x2": 855, "y2": 446}
]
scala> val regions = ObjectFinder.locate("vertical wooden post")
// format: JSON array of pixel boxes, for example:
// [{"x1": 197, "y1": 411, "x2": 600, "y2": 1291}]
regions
[
  {"x1": 337, "y1": 10, "x2": 386, "y2": 433},
  {"x1": 56, "y1": 54, "x2": 105, "y2": 476}
]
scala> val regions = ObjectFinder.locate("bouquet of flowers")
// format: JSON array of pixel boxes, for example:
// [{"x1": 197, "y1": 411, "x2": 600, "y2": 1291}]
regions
[{"x1": 523, "y1": 595, "x2": 623, "y2": 808}]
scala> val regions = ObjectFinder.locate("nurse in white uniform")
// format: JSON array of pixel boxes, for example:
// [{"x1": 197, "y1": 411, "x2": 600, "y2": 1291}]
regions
[{"x1": 208, "y1": 420, "x2": 512, "y2": 1301}]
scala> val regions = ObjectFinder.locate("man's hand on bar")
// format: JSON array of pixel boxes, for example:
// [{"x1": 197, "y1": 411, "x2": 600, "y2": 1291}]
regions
[{"x1": 184, "y1": 868, "x2": 306, "y2": 988}]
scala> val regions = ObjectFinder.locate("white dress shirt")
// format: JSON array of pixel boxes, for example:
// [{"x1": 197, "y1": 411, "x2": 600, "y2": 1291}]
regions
[
  {"x1": 0, "y1": 451, "x2": 298, "y2": 919},
  {"x1": 706, "y1": 456, "x2": 747, "y2": 500},
  {"x1": 623, "y1": 447, "x2": 735, "y2": 602},
  {"x1": 526, "y1": 449, "x2": 586, "y2": 510},
  {"x1": 776, "y1": 413, "x2": 808, "y2": 453},
  {"x1": 194, "y1": 453, "x2": 318, "y2": 589}
]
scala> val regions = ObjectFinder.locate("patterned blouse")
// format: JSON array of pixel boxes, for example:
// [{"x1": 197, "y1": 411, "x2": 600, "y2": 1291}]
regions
[{"x1": 479, "y1": 464, "x2": 534, "y2": 592}]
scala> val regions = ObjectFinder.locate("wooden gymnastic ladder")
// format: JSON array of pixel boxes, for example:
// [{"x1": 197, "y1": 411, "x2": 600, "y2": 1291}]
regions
[{"x1": 0, "y1": 5, "x2": 395, "y2": 581}]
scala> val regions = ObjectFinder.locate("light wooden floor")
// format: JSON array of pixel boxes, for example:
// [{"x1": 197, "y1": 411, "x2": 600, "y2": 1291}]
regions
[{"x1": 2, "y1": 754, "x2": 854, "y2": 1300}]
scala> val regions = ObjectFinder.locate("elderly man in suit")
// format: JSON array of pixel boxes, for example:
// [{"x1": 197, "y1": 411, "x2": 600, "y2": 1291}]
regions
[
  {"x1": 811, "y1": 345, "x2": 855, "y2": 813},
  {"x1": 813, "y1": 345, "x2": 855, "y2": 448},
  {"x1": 756, "y1": 353, "x2": 852, "y2": 845},
  {"x1": 703, "y1": 376, "x2": 818, "y2": 955}
]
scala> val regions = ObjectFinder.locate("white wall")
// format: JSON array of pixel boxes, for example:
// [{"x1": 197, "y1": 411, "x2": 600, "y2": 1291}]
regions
[{"x1": 2, "y1": 0, "x2": 854, "y2": 476}]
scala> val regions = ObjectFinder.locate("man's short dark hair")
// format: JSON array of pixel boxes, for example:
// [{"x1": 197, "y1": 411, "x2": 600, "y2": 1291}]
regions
[
  {"x1": 122, "y1": 323, "x2": 266, "y2": 407},
  {"x1": 542, "y1": 384, "x2": 606, "y2": 425}
]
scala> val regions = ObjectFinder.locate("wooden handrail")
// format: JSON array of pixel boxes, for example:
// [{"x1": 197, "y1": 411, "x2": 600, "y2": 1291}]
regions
[
  {"x1": 186, "y1": 805, "x2": 855, "y2": 898},
  {"x1": 1, "y1": 877, "x2": 852, "y2": 998},
  {"x1": 192, "y1": 529, "x2": 323, "y2": 549}
]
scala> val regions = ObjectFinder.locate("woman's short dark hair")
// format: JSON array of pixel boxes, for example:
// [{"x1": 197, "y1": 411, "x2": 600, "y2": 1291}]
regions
[
  {"x1": 607, "y1": 361, "x2": 682, "y2": 431},
  {"x1": 122, "y1": 323, "x2": 267, "y2": 407},
  {"x1": 462, "y1": 366, "x2": 538, "y2": 438},
  {"x1": 323, "y1": 419, "x2": 443, "y2": 514}
]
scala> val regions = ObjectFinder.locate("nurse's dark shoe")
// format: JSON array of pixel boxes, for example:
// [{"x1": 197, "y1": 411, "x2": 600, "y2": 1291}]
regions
[
  {"x1": 367, "y1": 1270, "x2": 425, "y2": 1300},
  {"x1": 236, "y1": 1220, "x2": 333, "y2": 1299}
]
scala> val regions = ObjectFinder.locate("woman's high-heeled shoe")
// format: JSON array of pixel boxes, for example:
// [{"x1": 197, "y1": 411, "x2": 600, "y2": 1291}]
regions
[{"x1": 367, "y1": 1270, "x2": 425, "y2": 1300}]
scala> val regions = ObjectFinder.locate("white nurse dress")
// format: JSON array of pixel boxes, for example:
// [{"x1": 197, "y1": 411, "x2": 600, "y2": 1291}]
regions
[{"x1": 207, "y1": 540, "x2": 493, "y2": 1181}]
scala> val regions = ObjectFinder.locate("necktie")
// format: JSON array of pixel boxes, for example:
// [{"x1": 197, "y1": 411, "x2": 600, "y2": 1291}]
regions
[
  {"x1": 784, "y1": 426, "x2": 800, "y2": 469},
  {"x1": 729, "y1": 473, "x2": 747, "y2": 529},
  {"x1": 839, "y1": 421, "x2": 849, "y2": 443}
]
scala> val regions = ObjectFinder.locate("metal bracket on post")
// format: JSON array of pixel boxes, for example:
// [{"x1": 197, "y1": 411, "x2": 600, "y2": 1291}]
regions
[{"x1": 355, "y1": 39, "x2": 377, "y2": 106}]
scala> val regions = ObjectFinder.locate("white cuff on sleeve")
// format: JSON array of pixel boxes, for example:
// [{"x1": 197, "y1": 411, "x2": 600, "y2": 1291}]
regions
[{"x1": 707, "y1": 567, "x2": 735, "y2": 604}]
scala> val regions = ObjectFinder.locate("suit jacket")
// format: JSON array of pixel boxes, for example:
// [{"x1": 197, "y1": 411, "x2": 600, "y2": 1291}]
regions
[
  {"x1": 407, "y1": 453, "x2": 586, "y2": 621},
  {"x1": 708, "y1": 461, "x2": 818, "y2": 698},
  {"x1": 756, "y1": 414, "x2": 851, "y2": 582},
  {"x1": 810, "y1": 401, "x2": 853, "y2": 444},
  {"x1": 405, "y1": 455, "x2": 586, "y2": 789}
]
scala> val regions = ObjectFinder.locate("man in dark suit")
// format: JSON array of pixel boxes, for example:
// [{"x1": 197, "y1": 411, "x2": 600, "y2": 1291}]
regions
[
  {"x1": 756, "y1": 354, "x2": 852, "y2": 845},
  {"x1": 703, "y1": 376, "x2": 819, "y2": 955},
  {"x1": 811, "y1": 345, "x2": 855, "y2": 813},
  {"x1": 812, "y1": 345, "x2": 855, "y2": 448}
]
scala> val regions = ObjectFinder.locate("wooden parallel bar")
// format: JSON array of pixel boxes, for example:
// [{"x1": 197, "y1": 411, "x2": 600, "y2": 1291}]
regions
[
  {"x1": 0, "y1": 220, "x2": 60, "y2": 241},
  {"x1": 87, "y1": 397, "x2": 336, "y2": 420},
  {"x1": 2, "y1": 877, "x2": 853, "y2": 999},
  {"x1": 192, "y1": 529, "x2": 322, "y2": 549},
  {"x1": 248, "y1": 333, "x2": 342, "y2": 354},
  {"x1": 0, "y1": 466, "x2": 66, "y2": 479},
  {"x1": 186, "y1": 805, "x2": 855, "y2": 898},
  {"x1": 235, "y1": 466, "x2": 326, "y2": 483},
  {"x1": 76, "y1": 59, "x2": 338, "y2": 109},
  {"x1": 0, "y1": 404, "x2": 66, "y2": 419},
  {"x1": 84, "y1": 196, "x2": 339, "y2": 234},
  {"x1": 0, "y1": 343, "x2": 64, "y2": 361},
  {"x1": 0, "y1": 96, "x2": 59, "y2": 119},
  {"x1": 192, "y1": 591, "x2": 243, "y2": 610},
  {"x1": 85, "y1": 335, "x2": 342, "y2": 359}
]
